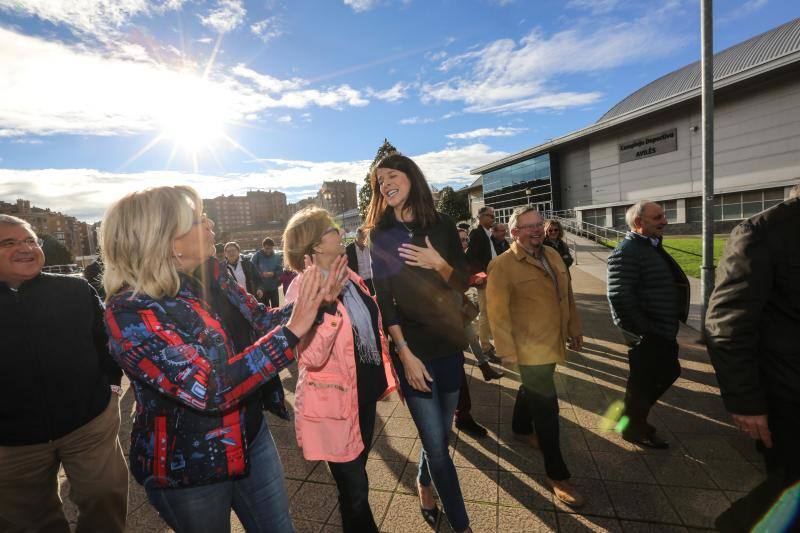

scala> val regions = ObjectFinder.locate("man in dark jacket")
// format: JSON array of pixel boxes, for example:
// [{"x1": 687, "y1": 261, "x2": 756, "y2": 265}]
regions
[
  {"x1": 223, "y1": 241, "x2": 261, "y2": 296},
  {"x1": 251, "y1": 237, "x2": 283, "y2": 307},
  {"x1": 607, "y1": 201, "x2": 689, "y2": 449},
  {"x1": 491, "y1": 222, "x2": 510, "y2": 255},
  {"x1": 466, "y1": 205, "x2": 498, "y2": 356},
  {"x1": 0, "y1": 215, "x2": 128, "y2": 532},
  {"x1": 83, "y1": 255, "x2": 104, "y2": 299},
  {"x1": 706, "y1": 191, "x2": 800, "y2": 532},
  {"x1": 345, "y1": 227, "x2": 374, "y2": 294}
]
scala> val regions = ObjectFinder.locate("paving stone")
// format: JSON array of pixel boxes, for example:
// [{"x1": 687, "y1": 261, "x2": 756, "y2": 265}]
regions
[
  {"x1": 325, "y1": 488, "x2": 393, "y2": 528},
  {"x1": 604, "y1": 481, "x2": 681, "y2": 524},
  {"x1": 455, "y1": 466, "x2": 499, "y2": 504},
  {"x1": 289, "y1": 482, "x2": 338, "y2": 523},
  {"x1": 381, "y1": 493, "x2": 441, "y2": 533},
  {"x1": 642, "y1": 454, "x2": 716, "y2": 489},
  {"x1": 674, "y1": 434, "x2": 747, "y2": 462},
  {"x1": 498, "y1": 507, "x2": 556, "y2": 532},
  {"x1": 453, "y1": 438, "x2": 499, "y2": 470},
  {"x1": 552, "y1": 477, "x2": 616, "y2": 518},
  {"x1": 557, "y1": 513, "x2": 623, "y2": 532},
  {"x1": 292, "y1": 519, "x2": 323, "y2": 532},
  {"x1": 368, "y1": 435, "x2": 416, "y2": 462},
  {"x1": 620, "y1": 520, "x2": 688, "y2": 532},
  {"x1": 498, "y1": 444, "x2": 547, "y2": 474},
  {"x1": 662, "y1": 486, "x2": 730, "y2": 528},
  {"x1": 592, "y1": 451, "x2": 656, "y2": 483},
  {"x1": 380, "y1": 417, "x2": 420, "y2": 438},
  {"x1": 270, "y1": 425, "x2": 297, "y2": 449},
  {"x1": 306, "y1": 461, "x2": 335, "y2": 484},
  {"x1": 582, "y1": 428, "x2": 640, "y2": 452},
  {"x1": 497, "y1": 471, "x2": 554, "y2": 510},
  {"x1": 365, "y1": 459, "x2": 404, "y2": 491},
  {"x1": 701, "y1": 459, "x2": 765, "y2": 491},
  {"x1": 562, "y1": 449, "x2": 601, "y2": 479}
]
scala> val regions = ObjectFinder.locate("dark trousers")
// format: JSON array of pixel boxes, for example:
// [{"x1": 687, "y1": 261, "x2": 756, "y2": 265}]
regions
[
  {"x1": 327, "y1": 401, "x2": 378, "y2": 533},
  {"x1": 716, "y1": 401, "x2": 800, "y2": 532},
  {"x1": 623, "y1": 334, "x2": 680, "y2": 437},
  {"x1": 260, "y1": 289, "x2": 280, "y2": 308},
  {"x1": 455, "y1": 366, "x2": 472, "y2": 422},
  {"x1": 512, "y1": 364, "x2": 570, "y2": 481}
]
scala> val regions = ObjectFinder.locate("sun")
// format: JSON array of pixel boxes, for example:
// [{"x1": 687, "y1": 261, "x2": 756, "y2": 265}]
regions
[{"x1": 157, "y1": 76, "x2": 229, "y2": 154}]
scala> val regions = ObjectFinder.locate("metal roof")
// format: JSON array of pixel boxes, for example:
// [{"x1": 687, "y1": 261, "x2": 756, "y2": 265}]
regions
[
  {"x1": 598, "y1": 17, "x2": 800, "y2": 123},
  {"x1": 471, "y1": 17, "x2": 800, "y2": 175}
]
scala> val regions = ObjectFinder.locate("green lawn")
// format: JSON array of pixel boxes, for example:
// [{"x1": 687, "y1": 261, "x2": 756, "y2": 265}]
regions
[{"x1": 598, "y1": 236, "x2": 728, "y2": 278}]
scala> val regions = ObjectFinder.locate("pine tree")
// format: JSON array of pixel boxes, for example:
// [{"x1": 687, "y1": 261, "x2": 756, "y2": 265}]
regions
[
  {"x1": 436, "y1": 186, "x2": 471, "y2": 222},
  {"x1": 357, "y1": 138, "x2": 398, "y2": 220},
  {"x1": 41, "y1": 234, "x2": 74, "y2": 265}
]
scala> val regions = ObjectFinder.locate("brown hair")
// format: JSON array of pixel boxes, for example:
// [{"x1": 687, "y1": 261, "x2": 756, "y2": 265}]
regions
[
  {"x1": 363, "y1": 153, "x2": 438, "y2": 231},
  {"x1": 282, "y1": 207, "x2": 335, "y2": 271},
  {"x1": 544, "y1": 219, "x2": 564, "y2": 240}
]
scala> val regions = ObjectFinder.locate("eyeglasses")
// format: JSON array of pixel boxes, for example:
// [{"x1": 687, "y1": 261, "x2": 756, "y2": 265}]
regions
[
  {"x1": 0, "y1": 237, "x2": 44, "y2": 249},
  {"x1": 516, "y1": 223, "x2": 544, "y2": 231}
]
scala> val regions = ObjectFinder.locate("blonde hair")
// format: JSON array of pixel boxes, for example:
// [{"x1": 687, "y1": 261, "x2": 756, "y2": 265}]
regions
[
  {"x1": 544, "y1": 219, "x2": 563, "y2": 240},
  {"x1": 101, "y1": 185, "x2": 201, "y2": 300},
  {"x1": 282, "y1": 206, "x2": 335, "y2": 271}
]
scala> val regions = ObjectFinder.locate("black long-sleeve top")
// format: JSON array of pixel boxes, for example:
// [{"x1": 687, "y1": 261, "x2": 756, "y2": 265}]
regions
[{"x1": 370, "y1": 210, "x2": 469, "y2": 362}]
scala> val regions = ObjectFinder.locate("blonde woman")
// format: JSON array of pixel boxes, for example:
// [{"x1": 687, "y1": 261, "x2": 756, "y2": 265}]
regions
[
  {"x1": 101, "y1": 185, "x2": 337, "y2": 533},
  {"x1": 544, "y1": 219, "x2": 573, "y2": 268},
  {"x1": 283, "y1": 207, "x2": 397, "y2": 533}
]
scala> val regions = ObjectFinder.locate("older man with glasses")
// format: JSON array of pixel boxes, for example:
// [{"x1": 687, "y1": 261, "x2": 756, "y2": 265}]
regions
[{"x1": 0, "y1": 214, "x2": 128, "y2": 533}]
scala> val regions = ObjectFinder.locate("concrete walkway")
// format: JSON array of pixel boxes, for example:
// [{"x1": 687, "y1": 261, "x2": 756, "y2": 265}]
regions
[{"x1": 59, "y1": 239, "x2": 762, "y2": 532}]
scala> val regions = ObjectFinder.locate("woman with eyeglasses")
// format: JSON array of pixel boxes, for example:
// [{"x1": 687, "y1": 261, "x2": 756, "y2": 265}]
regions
[
  {"x1": 282, "y1": 207, "x2": 398, "y2": 533},
  {"x1": 543, "y1": 219, "x2": 574, "y2": 268},
  {"x1": 101, "y1": 185, "x2": 340, "y2": 532},
  {"x1": 365, "y1": 153, "x2": 473, "y2": 532}
]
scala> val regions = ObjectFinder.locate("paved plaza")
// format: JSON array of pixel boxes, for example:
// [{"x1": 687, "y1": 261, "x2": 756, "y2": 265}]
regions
[{"x1": 59, "y1": 238, "x2": 764, "y2": 532}]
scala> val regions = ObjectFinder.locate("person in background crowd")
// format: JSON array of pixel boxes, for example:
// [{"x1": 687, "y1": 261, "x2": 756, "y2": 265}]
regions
[
  {"x1": 366, "y1": 153, "x2": 473, "y2": 532},
  {"x1": 251, "y1": 237, "x2": 283, "y2": 307},
  {"x1": 466, "y1": 205, "x2": 498, "y2": 359},
  {"x1": 223, "y1": 241, "x2": 261, "y2": 296},
  {"x1": 280, "y1": 267, "x2": 298, "y2": 295},
  {"x1": 706, "y1": 187, "x2": 800, "y2": 532},
  {"x1": 101, "y1": 185, "x2": 336, "y2": 533},
  {"x1": 214, "y1": 242, "x2": 226, "y2": 262},
  {"x1": 544, "y1": 219, "x2": 573, "y2": 268},
  {"x1": 453, "y1": 228, "x2": 502, "y2": 439},
  {"x1": 0, "y1": 214, "x2": 128, "y2": 533},
  {"x1": 607, "y1": 201, "x2": 689, "y2": 449},
  {"x1": 491, "y1": 222, "x2": 510, "y2": 255},
  {"x1": 83, "y1": 253, "x2": 105, "y2": 299},
  {"x1": 283, "y1": 207, "x2": 397, "y2": 532},
  {"x1": 487, "y1": 206, "x2": 585, "y2": 507},
  {"x1": 346, "y1": 226, "x2": 375, "y2": 295}
]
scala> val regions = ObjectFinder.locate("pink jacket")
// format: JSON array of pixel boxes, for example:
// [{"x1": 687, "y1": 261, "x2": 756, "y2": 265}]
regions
[{"x1": 285, "y1": 268, "x2": 398, "y2": 463}]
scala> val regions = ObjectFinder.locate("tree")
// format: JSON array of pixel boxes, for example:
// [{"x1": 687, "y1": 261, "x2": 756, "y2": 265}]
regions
[
  {"x1": 41, "y1": 234, "x2": 74, "y2": 265},
  {"x1": 358, "y1": 138, "x2": 398, "y2": 220},
  {"x1": 436, "y1": 186, "x2": 471, "y2": 222}
]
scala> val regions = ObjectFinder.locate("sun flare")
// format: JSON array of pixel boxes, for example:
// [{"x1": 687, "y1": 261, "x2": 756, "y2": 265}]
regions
[{"x1": 157, "y1": 76, "x2": 230, "y2": 154}]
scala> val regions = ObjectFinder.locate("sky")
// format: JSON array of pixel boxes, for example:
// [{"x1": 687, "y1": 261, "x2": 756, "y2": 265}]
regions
[{"x1": 0, "y1": 0, "x2": 798, "y2": 221}]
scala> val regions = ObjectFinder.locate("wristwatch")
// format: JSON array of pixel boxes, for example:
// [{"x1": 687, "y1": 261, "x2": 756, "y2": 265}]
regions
[{"x1": 110, "y1": 385, "x2": 123, "y2": 396}]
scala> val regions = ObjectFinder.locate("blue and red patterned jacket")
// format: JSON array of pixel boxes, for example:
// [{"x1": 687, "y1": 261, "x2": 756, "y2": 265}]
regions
[{"x1": 105, "y1": 262, "x2": 296, "y2": 488}]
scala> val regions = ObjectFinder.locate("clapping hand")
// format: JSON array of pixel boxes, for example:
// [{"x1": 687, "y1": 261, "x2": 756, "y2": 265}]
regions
[
  {"x1": 285, "y1": 266, "x2": 326, "y2": 339},
  {"x1": 303, "y1": 254, "x2": 348, "y2": 304}
]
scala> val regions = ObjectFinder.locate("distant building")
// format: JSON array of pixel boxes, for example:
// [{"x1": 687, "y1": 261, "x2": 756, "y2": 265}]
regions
[
  {"x1": 204, "y1": 190, "x2": 288, "y2": 234},
  {"x1": 0, "y1": 199, "x2": 94, "y2": 259},
  {"x1": 335, "y1": 208, "x2": 362, "y2": 236},
  {"x1": 287, "y1": 197, "x2": 317, "y2": 216},
  {"x1": 225, "y1": 221, "x2": 286, "y2": 252},
  {"x1": 316, "y1": 180, "x2": 357, "y2": 215}
]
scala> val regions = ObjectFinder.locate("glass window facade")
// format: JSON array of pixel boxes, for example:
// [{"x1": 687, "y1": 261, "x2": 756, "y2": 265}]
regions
[
  {"x1": 658, "y1": 200, "x2": 678, "y2": 223},
  {"x1": 582, "y1": 208, "x2": 607, "y2": 228},
  {"x1": 482, "y1": 154, "x2": 554, "y2": 214},
  {"x1": 612, "y1": 206, "x2": 628, "y2": 228},
  {"x1": 685, "y1": 188, "x2": 785, "y2": 223}
]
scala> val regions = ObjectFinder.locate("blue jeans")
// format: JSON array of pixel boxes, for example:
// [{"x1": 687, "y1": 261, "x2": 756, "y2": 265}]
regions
[
  {"x1": 145, "y1": 421, "x2": 293, "y2": 533},
  {"x1": 398, "y1": 353, "x2": 469, "y2": 532}
]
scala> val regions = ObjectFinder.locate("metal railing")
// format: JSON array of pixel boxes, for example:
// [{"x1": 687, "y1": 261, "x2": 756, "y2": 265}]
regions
[{"x1": 540, "y1": 210, "x2": 628, "y2": 266}]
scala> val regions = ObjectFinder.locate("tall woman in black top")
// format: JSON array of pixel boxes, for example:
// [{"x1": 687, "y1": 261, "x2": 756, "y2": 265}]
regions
[{"x1": 365, "y1": 154, "x2": 472, "y2": 533}]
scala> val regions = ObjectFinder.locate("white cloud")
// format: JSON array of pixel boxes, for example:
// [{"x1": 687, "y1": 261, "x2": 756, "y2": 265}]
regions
[
  {"x1": 0, "y1": 144, "x2": 507, "y2": 221},
  {"x1": 276, "y1": 114, "x2": 292, "y2": 123},
  {"x1": 199, "y1": 0, "x2": 246, "y2": 34},
  {"x1": 719, "y1": 0, "x2": 768, "y2": 24},
  {"x1": 366, "y1": 82, "x2": 410, "y2": 102},
  {"x1": 399, "y1": 116, "x2": 434, "y2": 125},
  {"x1": 565, "y1": 0, "x2": 622, "y2": 14},
  {"x1": 0, "y1": 29, "x2": 371, "y2": 138},
  {"x1": 251, "y1": 17, "x2": 283, "y2": 43},
  {"x1": 0, "y1": 0, "x2": 184, "y2": 41},
  {"x1": 343, "y1": 0, "x2": 379, "y2": 12},
  {"x1": 422, "y1": 15, "x2": 685, "y2": 114},
  {"x1": 446, "y1": 126, "x2": 526, "y2": 139}
]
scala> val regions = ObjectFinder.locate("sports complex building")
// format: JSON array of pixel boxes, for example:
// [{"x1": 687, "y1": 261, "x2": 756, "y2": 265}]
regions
[{"x1": 467, "y1": 17, "x2": 800, "y2": 233}]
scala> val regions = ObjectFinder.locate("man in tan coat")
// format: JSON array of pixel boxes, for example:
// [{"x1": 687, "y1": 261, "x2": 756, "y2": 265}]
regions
[{"x1": 487, "y1": 206, "x2": 584, "y2": 507}]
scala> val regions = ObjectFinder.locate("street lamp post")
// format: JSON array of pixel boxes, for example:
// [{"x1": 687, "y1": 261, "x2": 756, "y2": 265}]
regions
[{"x1": 700, "y1": 0, "x2": 715, "y2": 336}]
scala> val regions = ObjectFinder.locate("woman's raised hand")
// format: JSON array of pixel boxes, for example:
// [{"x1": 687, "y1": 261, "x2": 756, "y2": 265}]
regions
[
  {"x1": 303, "y1": 254, "x2": 348, "y2": 304},
  {"x1": 399, "y1": 236, "x2": 446, "y2": 270},
  {"x1": 285, "y1": 265, "x2": 326, "y2": 339}
]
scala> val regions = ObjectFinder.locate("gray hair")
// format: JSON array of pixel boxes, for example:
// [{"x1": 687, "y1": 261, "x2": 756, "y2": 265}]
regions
[
  {"x1": 0, "y1": 214, "x2": 33, "y2": 232},
  {"x1": 790, "y1": 184, "x2": 800, "y2": 200},
  {"x1": 508, "y1": 205, "x2": 542, "y2": 231},
  {"x1": 625, "y1": 200, "x2": 654, "y2": 230},
  {"x1": 224, "y1": 241, "x2": 241, "y2": 251},
  {"x1": 478, "y1": 205, "x2": 494, "y2": 215}
]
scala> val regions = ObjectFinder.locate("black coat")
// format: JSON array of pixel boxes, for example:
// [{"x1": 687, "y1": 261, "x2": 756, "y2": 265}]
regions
[
  {"x1": 492, "y1": 237, "x2": 510, "y2": 255},
  {"x1": 544, "y1": 239, "x2": 573, "y2": 268},
  {"x1": 0, "y1": 274, "x2": 122, "y2": 445},
  {"x1": 466, "y1": 225, "x2": 495, "y2": 274},
  {"x1": 705, "y1": 198, "x2": 800, "y2": 415},
  {"x1": 607, "y1": 232, "x2": 690, "y2": 345},
  {"x1": 225, "y1": 257, "x2": 261, "y2": 295}
]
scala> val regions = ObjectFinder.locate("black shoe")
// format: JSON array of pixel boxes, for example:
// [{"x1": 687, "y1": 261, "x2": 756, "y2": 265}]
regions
[
  {"x1": 622, "y1": 431, "x2": 669, "y2": 449},
  {"x1": 483, "y1": 346, "x2": 501, "y2": 364},
  {"x1": 479, "y1": 362, "x2": 504, "y2": 381},
  {"x1": 420, "y1": 505, "x2": 439, "y2": 527},
  {"x1": 455, "y1": 416, "x2": 488, "y2": 438}
]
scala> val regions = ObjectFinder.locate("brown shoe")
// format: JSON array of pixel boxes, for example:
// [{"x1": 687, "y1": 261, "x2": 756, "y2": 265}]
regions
[
  {"x1": 547, "y1": 478, "x2": 585, "y2": 507},
  {"x1": 512, "y1": 432, "x2": 540, "y2": 449}
]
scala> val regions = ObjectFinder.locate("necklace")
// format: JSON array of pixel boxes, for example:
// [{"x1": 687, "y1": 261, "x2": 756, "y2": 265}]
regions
[{"x1": 399, "y1": 219, "x2": 413, "y2": 239}]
